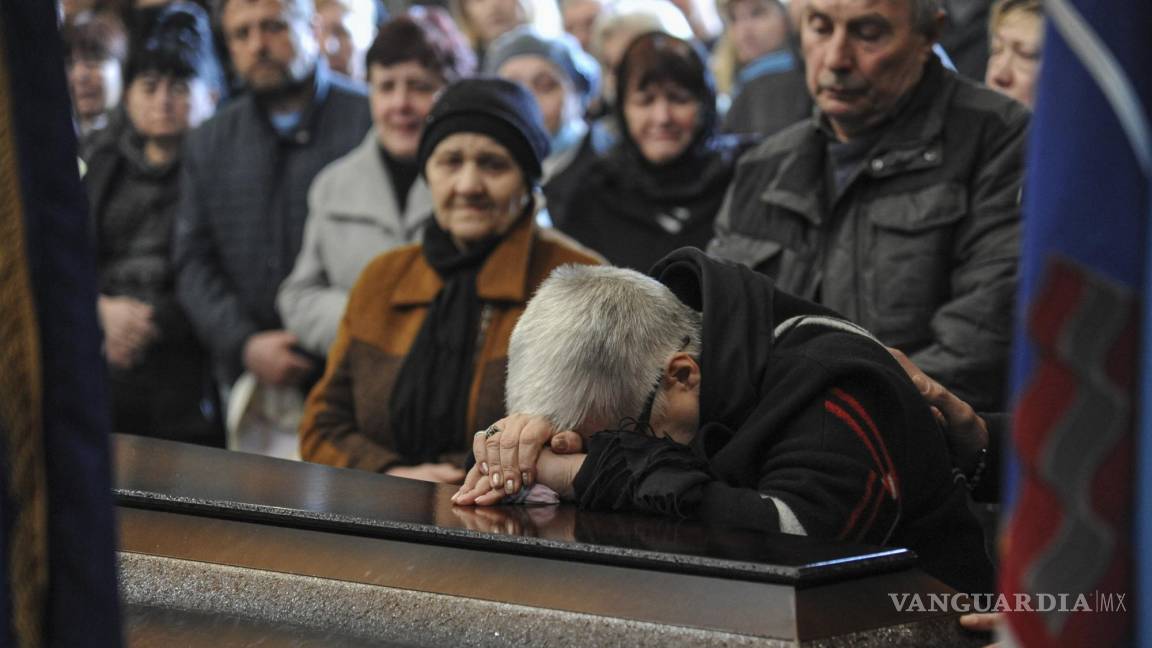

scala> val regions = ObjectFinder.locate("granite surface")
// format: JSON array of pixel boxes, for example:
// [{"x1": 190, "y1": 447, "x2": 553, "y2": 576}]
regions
[
  {"x1": 120, "y1": 553, "x2": 792, "y2": 647},
  {"x1": 120, "y1": 552, "x2": 986, "y2": 647}
]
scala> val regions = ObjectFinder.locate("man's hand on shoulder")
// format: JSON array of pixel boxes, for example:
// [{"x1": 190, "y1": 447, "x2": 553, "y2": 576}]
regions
[{"x1": 888, "y1": 347, "x2": 989, "y2": 474}]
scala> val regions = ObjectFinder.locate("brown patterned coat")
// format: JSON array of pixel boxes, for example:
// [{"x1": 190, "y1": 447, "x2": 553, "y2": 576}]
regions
[{"x1": 300, "y1": 216, "x2": 602, "y2": 471}]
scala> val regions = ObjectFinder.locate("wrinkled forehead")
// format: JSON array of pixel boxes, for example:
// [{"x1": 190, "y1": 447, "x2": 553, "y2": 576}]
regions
[
  {"x1": 805, "y1": 0, "x2": 915, "y2": 24},
  {"x1": 430, "y1": 131, "x2": 515, "y2": 157}
]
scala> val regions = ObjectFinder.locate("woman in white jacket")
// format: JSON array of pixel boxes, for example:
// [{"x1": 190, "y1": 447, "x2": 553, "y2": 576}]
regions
[{"x1": 278, "y1": 8, "x2": 476, "y2": 356}]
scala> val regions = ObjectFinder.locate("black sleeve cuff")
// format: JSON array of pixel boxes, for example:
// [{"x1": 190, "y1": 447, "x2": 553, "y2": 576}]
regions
[{"x1": 572, "y1": 430, "x2": 712, "y2": 515}]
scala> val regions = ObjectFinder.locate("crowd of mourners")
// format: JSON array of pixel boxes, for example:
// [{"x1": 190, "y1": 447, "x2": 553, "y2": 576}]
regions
[{"x1": 66, "y1": 0, "x2": 1045, "y2": 601}]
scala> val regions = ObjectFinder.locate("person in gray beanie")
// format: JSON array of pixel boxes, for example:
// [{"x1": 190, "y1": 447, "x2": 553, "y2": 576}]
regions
[
  {"x1": 484, "y1": 26, "x2": 602, "y2": 226},
  {"x1": 299, "y1": 76, "x2": 602, "y2": 482}
]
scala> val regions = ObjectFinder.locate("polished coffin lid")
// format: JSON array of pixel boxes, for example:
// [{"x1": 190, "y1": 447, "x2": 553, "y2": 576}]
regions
[{"x1": 113, "y1": 433, "x2": 917, "y2": 586}]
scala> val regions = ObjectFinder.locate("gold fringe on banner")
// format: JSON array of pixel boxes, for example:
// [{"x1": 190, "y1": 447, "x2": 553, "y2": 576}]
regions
[{"x1": 0, "y1": 22, "x2": 48, "y2": 648}]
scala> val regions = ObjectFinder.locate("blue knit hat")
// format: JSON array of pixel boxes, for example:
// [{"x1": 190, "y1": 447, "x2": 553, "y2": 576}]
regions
[{"x1": 483, "y1": 26, "x2": 601, "y2": 110}]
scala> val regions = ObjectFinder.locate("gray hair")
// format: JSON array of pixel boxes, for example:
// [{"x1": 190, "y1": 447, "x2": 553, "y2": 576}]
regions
[
  {"x1": 792, "y1": 0, "x2": 942, "y2": 38},
  {"x1": 506, "y1": 265, "x2": 703, "y2": 432}
]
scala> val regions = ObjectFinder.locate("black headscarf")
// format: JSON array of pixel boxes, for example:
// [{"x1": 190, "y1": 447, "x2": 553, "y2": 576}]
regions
[
  {"x1": 388, "y1": 217, "x2": 504, "y2": 463},
  {"x1": 612, "y1": 33, "x2": 718, "y2": 180},
  {"x1": 604, "y1": 31, "x2": 744, "y2": 205}
]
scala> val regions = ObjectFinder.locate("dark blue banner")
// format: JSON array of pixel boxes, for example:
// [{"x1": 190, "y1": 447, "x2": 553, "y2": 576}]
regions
[{"x1": 0, "y1": 0, "x2": 121, "y2": 645}]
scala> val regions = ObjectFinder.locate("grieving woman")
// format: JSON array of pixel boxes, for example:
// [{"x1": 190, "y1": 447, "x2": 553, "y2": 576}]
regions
[
  {"x1": 87, "y1": 3, "x2": 222, "y2": 445},
  {"x1": 278, "y1": 10, "x2": 476, "y2": 357},
  {"x1": 299, "y1": 79, "x2": 602, "y2": 482},
  {"x1": 456, "y1": 253, "x2": 994, "y2": 594},
  {"x1": 558, "y1": 31, "x2": 754, "y2": 271}
]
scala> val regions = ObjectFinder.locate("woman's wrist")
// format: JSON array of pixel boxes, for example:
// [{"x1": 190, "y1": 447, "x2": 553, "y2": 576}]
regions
[{"x1": 536, "y1": 451, "x2": 586, "y2": 500}]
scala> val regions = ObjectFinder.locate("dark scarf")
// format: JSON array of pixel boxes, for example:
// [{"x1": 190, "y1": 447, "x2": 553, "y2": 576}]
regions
[
  {"x1": 607, "y1": 133, "x2": 740, "y2": 203},
  {"x1": 388, "y1": 218, "x2": 503, "y2": 463},
  {"x1": 378, "y1": 145, "x2": 420, "y2": 214}
]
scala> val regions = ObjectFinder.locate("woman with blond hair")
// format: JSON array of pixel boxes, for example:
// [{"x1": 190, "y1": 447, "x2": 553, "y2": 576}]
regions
[
  {"x1": 709, "y1": 0, "x2": 790, "y2": 100},
  {"x1": 450, "y1": 0, "x2": 563, "y2": 64},
  {"x1": 985, "y1": 0, "x2": 1043, "y2": 108}
]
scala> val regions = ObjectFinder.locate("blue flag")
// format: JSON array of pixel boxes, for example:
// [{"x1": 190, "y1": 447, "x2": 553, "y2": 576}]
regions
[
  {"x1": 0, "y1": 1, "x2": 121, "y2": 646},
  {"x1": 1000, "y1": 0, "x2": 1151, "y2": 646}
]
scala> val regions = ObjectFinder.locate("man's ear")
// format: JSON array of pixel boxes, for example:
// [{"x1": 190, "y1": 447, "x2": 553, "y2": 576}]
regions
[{"x1": 665, "y1": 352, "x2": 701, "y2": 392}]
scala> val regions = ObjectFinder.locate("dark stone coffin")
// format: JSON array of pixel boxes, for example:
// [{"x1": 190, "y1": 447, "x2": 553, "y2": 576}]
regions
[{"x1": 113, "y1": 434, "x2": 986, "y2": 646}]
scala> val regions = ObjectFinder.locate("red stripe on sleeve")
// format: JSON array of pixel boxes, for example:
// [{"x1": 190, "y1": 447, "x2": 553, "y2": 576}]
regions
[
  {"x1": 831, "y1": 387, "x2": 901, "y2": 498},
  {"x1": 825, "y1": 399, "x2": 884, "y2": 471},
  {"x1": 840, "y1": 470, "x2": 878, "y2": 539},
  {"x1": 855, "y1": 475, "x2": 889, "y2": 542}
]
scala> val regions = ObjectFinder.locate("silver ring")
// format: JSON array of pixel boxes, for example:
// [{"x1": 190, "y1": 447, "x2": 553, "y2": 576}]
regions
[{"x1": 483, "y1": 423, "x2": 500, "y2": 439}]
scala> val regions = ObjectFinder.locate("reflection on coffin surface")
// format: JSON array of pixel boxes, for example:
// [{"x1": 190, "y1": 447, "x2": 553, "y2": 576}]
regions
[{"x1": 115, "y1": 434, "x2": 983, "y2": 646}]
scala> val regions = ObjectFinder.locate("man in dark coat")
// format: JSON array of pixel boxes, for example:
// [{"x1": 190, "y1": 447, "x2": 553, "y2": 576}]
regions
[
  {"x1": 457, "y1": 248, "x2": 993, "y2": 595},
  {"x1": 173, "y1": 0, "x2": 370, "y2": 389},
  {"x1": 708, "y1": 0, "x2": 1028, "y2": 412}
]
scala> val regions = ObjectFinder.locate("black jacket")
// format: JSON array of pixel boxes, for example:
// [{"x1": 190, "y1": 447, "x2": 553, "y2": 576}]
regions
[
  {"x1": 709, "y1": 57, "x2": 1028, "y2": 412},
  {"x1": 541, "y1": 131, "x2": 600, "y2": 229},
  {"x1": 721, "y1": 60, "x2": 811, "y2": 138},
  {"x1": 556, "y1": 47, "x2": 758, "y2": 272},
  {"x1": 572, "y1": 248, "x2": 994, "y2": 594},
  {"x1": 557, "y1": 134, "x2": 755, "y2": 271},
  {"x1": 85, "y1": 128, "x2": 223, "y2": 445},
  {"x1": 173, "y1": 65, "x2": 371, "y2": 380}
]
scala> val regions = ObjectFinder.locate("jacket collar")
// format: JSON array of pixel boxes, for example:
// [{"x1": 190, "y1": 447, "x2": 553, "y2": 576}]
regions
[
  {"x1": 760, "y1": 56, "x2": 955, "y2": 222},
  {"x1": 854, "y1": 56, "x2": 953, "y2": 177},
  {"x1": 390, "y1": 213, "x2": 538, "y2": 306},
  {"x1": 254, "y1": 59, "x2": 332, "y2": 145},
  {"x1": 329, "y1": 131, "x2": 432, "y2": 234}
]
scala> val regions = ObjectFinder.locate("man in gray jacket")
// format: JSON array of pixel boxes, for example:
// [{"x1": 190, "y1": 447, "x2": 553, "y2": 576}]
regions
[
  {"x1": 708, "y1": 0, "x2": 1027, "y2": 411},
  {"x1": 174, "y1": 0, "x2": 370, "y2": 388}
]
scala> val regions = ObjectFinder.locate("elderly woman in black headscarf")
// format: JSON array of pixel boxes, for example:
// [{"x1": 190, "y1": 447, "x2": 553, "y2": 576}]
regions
[
  {"x1": 557, "y1": 31, "x2": 755, "y2": 271},
  {"x1": 299, "y1": 78, "x2": 602, "y2": 482}
]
